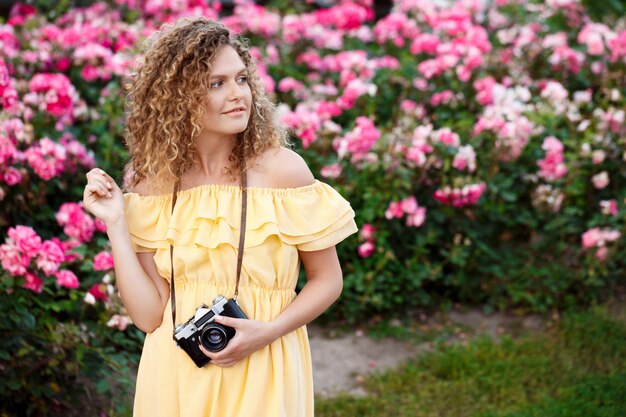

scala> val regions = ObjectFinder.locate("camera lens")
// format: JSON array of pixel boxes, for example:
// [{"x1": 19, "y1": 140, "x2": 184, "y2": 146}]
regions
[{"x1": 200, "y1": 324, "x2": 228, "y2": 352}]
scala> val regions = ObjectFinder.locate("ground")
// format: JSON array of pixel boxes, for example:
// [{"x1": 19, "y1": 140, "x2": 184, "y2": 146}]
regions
[{"x1": 309, "y1": 306, "x2": 546, "y2": 397}]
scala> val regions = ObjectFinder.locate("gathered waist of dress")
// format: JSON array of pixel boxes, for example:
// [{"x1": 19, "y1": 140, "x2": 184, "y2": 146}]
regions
[{"x1": 167, "y1": 280, "x2": 297, "y2": 293}]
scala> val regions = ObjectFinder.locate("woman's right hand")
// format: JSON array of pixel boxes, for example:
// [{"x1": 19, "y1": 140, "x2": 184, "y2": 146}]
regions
[{"x1": 83, "y1": 168, "x2": 125, "y2": 226}]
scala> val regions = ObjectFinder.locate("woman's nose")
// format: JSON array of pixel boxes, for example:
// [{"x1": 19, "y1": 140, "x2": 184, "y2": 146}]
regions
[{"x1": 228, "y1": 80, "x2": 244, "y2": 100}]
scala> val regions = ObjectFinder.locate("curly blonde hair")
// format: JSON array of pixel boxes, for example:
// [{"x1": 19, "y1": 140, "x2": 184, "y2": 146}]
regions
[{"x1": 123, "y1": 17, "x2": 289, "y2": 194}]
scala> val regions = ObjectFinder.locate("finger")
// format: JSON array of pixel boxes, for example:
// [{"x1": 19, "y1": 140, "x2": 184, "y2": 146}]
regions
[
  {"x1": 86, "y1": 180, "x2": 112, "y2": 197},
  {"x1": 96, "y1": 169, "x2": 119, "y2": 189},
  {"x1": 87, "y1": 169, "x2": 118, "y2": 190},
  {"x1": 214, "y1": 315, "x2": 244, "y2": 329},
  {"x1": 214, "y1": 360, "x2": 237, "y2": 368},
  {"x1": 198, "y1": 343, "x2": 227, "y2": 362},
  {"x1": 85, "y1": 183, "x2": 109, "y2": 198}
]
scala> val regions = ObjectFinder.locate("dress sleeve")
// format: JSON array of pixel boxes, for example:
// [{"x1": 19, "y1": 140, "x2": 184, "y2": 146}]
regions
[
  {"x1": 276, "y1": 181, "x2": 358, "y2": 252},
  {"x1": 123, "y1": 193, "x2": 171, "y2": 252}
]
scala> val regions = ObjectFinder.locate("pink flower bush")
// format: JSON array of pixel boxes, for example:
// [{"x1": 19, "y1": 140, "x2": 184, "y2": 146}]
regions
[
  {"x1": 36, "y1": 240, "x2": 65, "y2": 276},
  {"x1": 93, "y1": 251, "x2": 114, "y2": 271},
  {"x1": 24, "y1": 137, "x2": 67, "y2": 180},
  {"x1": 0, "y1": 240, "x2": 30, "y2": 276},
  {"x1": 433, "y1": 183, "x2": 487, "y2": 207},
  {"x1": 358, "y1": 223, "x2": 377, "y2": 258},
  {"x1": 581, "y1": 227, "x2": 621, "y2": 261},
  {"x1": 55, "y1": 269, "x2": 79, "y2": 289},
  {"x1": 334, "y1": 116, "x2": 381, "y2": 162},
  {"x1": 23, "y1": 272, "x2": 43, "y2": 293},
  {"x1": 26, "y1": 73, "x2": 79, "y2": 119},
  {"x1": 8, "y1": 225, "x2": 41, "y2": 258},
  {"x1": 55, "y1": 202, "x2": 95, "y2": 243},
  {"x1": 537, "y1": 136, "x2": 567, "y2": 181},
  {"x1": 608, "y1": 30, "x2": 626, "y2": 62},
  {"x1": 320, "y1": 163, "x2": 342, "y2": 179},
  {"x1": 107, "y1": 314, "x2": 132, "y2": 331},
  {"x1": 0, "y1": 225, "x2": 77, "y2": 293},
  {"x1": 592, "y1": 171, "x2": 609, "y2": 189},
  {"x1": 358, "y1": 241, "x2": 375, "y2": 258},
  {"x1": 385, "y1": 196, "x2": 427, "y2": 227},
  {"x1": 599, "y1": 200, "x2": 618, "y2": 216},
  {"x1": 0, "y1": 0, "x2": 625, "y2": 339},
  {"x1": 87, "y1": 283, "x2": 108, "y2": 303},
  {"x1": 578, "y1": 23, "x2": 615, "y2": 56},
  {"x1": 453, "y1": 145, "x2": 477, "y2": 173}
]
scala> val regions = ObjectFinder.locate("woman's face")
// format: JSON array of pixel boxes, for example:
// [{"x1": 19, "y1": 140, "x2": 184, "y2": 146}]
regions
[{"x1": 200, "y1": 45, "x2": 253, "y2": 139}]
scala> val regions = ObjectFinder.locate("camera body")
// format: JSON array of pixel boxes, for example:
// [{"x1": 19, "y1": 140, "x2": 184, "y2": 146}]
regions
[{"x1": 173, "y1": 295, "x2": 247, "y2": 368}]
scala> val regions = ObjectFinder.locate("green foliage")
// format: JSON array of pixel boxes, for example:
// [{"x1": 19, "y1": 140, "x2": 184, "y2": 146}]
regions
[
  {"x1": 316, "y1": 306, "x2": 626, "y2": 416},
  {"x1": 0, "y1": 287, "x2": 142, "y2": 416}
]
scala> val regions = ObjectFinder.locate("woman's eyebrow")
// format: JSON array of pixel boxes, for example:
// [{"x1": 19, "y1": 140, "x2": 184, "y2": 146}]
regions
[{"x1": 209, "y1": 68, "x2": 248, "y2": 79}]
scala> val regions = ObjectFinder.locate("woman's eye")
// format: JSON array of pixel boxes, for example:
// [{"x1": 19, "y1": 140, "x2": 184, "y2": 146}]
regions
[
  {"x1": 238, "y1": 76, "x2": 248, "y2": 83},
  {"x1": 210, "y1": 81, "x2": 223, "y2": 89}
]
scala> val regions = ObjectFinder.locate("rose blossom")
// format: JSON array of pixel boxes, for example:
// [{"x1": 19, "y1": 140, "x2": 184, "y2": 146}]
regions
[
  {"x1": 320, "y1": 163, "x2": 342, "y2": 179},
  {"x1": 107, "y1": 314, "x2": 132, "y2": 331},
  {"x1": 23, "y1": 272, "x2": 43, "y2": 293},
  {"x1": 453, "y1": 145, "x2": 477, "y2": 172},
  {"x1": 35, "y1": 240, "x2": 65, "y2": 276},
  {"x1": 55, "y1": 269, "x2": 79, "y2": 289},
  {"x1": 0, "y1": 242, "x2": 29, "y2": 276},
  {"x1": 592, "y1": 171, "x2": 609, "y2": 189},
  {"x1": 537, "y1": 136, "x2": 567, "y2": 181},
  {"x1": 358, "y1": 241, "x2": 375, "y2": 258},
  {"x1": 88, "y1": 283, "x2": 108, "y2": 302},
  {"x1": 8, "y1": 225, "x2": 41, "y2": 258},
  {"x1": 56, "y1": 202, "x2": 95, "y2": 243},
  {"x1": 599, "y1": 199, "x2": 618, "y2": 216},
  {"x1": 93, "y1": 251, "x2": 114, "y2": 271},
  {"x1": 406, "y1": 207, "x2": 427, "y2": 227},
  {"x1": 361, "y1": 224, "x2": 376, "y2": 241},
  {"x1": 2, "y1": 167, "x2": 22, "y2": 185},
  {"x1": 385, "y1": 201, "x2": 404, "y2": 219},
  {"x1": 581, "y1": 227, "x2": 620, "y2": 249}
]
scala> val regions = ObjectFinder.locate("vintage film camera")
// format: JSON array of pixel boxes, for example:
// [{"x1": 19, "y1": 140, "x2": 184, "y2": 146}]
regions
[{"x1": 173, "y1": 295, "x2": 248, "y2": 368}]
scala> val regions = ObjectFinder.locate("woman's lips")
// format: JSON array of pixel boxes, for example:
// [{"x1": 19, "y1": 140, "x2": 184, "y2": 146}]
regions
[{"x1": 224, "y1": 109, "x2": 246, "y2": 116}]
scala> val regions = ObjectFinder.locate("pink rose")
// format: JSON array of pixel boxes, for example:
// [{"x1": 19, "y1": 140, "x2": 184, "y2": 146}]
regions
[
  {"x1": 600, "y1": 199, "x2": 618, "y2": 216},
  {"x1": 93, "y1": 251, "x2": 114, "y2": 271},
  {"x1": 592, "y1": 171, "x2": 609, "y2": 189},
  {"x1": 88, "y1": 283, "x2": 108, "y2": 301},
  {"x1": 0, "y1": 242, "x2": 29, "y2": 276},
  {"x1": 8, "y1": 225, "x2": 41, "y2": 258},
  {"x1": 35, "y1": 240, "x2": 65, "y2": 276},
  {"x1": 400, "y1": 196, "x2": 418, "y2": 214},
  {"x1": 358, "y1": 241, "x2": 375, "y2": 258},
  {"x1": 3, "y1": 167, "x2": 22, "y2": 185},
  {"x1": 320, "y1": 163, "x2": 342, "y2": 179},
  {"x1": 23, "y1": 272, "x2": 43, "y2": 293},
  {"x1": 107, "y1": 314, "x2": 132, "y2": 331},
  {"x1": 595, "y1": 246, "x2": 609, "y2": 262},
  {"x1": 406, "y1": 207, "x2": 427, "y2": 228},
  {"x1": 361, "y1": 224, "x2": 376, "y2": 240},
  {"x1": 55, "y1": 269, "x2": 79, "y2": 289},
  {"x1": 385, "y1": 201, "x2": 404, "y2": 219}
]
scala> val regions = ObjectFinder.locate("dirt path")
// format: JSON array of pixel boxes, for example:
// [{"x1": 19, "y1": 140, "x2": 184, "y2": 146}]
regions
[{"x1": 309, "y1": 307, "x2": 545, "y2": 397}]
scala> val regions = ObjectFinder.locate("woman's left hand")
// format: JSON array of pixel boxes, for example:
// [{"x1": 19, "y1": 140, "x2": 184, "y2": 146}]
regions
[{"x1": 198, "y1": 315, "x2": 277, "y2": 368}]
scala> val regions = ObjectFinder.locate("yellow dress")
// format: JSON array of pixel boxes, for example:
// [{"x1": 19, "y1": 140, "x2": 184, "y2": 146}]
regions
[{"x1": 123, "y1": 180, "x2": 358, "y2": 417}]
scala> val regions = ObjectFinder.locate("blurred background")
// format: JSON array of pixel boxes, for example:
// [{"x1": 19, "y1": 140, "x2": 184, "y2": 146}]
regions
[{"x1": 1, "y1": 0, "x2": 625, "y2": 415}]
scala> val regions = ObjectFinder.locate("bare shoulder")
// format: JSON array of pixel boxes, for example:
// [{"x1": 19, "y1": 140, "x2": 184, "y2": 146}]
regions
[
  {"x1": 126, "y1": 177, "x2": 173, "y2": 196},
  {"x1": 251, "y1": 146, "x2": 315, "y2": 189}
]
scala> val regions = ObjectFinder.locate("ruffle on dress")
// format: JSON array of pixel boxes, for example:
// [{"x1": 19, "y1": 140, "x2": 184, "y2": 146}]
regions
[{"x1": 123, "y1": 180, "x2": 358, "y2": 252}]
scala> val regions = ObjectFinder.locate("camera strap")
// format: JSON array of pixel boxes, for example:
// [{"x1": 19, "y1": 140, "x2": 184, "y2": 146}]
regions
[{"x1": 169, "y1": 170, "x2": 248, "y2": 332}]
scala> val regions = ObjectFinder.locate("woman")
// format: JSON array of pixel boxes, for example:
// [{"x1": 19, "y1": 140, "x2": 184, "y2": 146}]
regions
[{"x1": 83, "y1": 17, "x2": 357, "y2": 417}]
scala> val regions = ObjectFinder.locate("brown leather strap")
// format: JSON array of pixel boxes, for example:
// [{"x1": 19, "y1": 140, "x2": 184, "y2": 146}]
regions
[
  {"x1": 170, "y1": 178, "x2": 180, "y2": 334},
  {"x1": 169, "y1": 171, "x2": 247, "y2": 329},
  {"x1": 234, "y1": 171, "x2": 247, "y2": 300}
]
